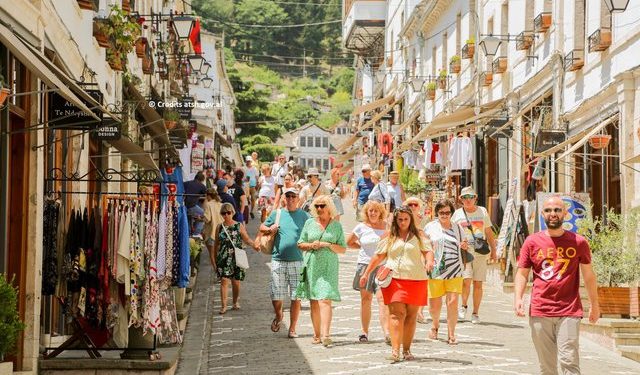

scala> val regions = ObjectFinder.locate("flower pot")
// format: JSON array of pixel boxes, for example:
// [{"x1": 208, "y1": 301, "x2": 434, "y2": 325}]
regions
[
  {"x1": 164, "y1": 120, "x2": 177, "y2": 130},
  {"x1": 135, "y1": 37, "x2": 147, "y2": 58},
  {"x1": 589, "y1": 134, "x2": 611, "y2": 150},
  {"x1": 482, "y1": 72, "x2": 493, "y2": 86},
  {"x1": 450, "y1": 60, "x2": 461, "y2": 74},
  {"x1": 122, "y1": 0, "x2": 131, "y2": 13},
  {"x1": 142, "y1": 56, "x2": 154, "y2": 75},
  {"x1": 93, "y1": 20, "x2": 110, "y2": 48},
  {"x1": 426, "y1": 88, "x2": 436, "y2": 100},
  {"x1": 77, "y1": 0, "x2": 96, "y2": 10},
  {"x1": 438, "y1": 78, "x2": 447, "y2": 90},
  {"x1": 598, "y1": 286, "x2": 631, "y2": 317},
  {"x1": 0, "y1": 87, "x2": 10, "y2": 106},
  {"x1": 107, "y1": 54, "x2": 124, "y2": 71},
  {"x1": 462, "y1": 43, "x2": 474, "y2": 59}
]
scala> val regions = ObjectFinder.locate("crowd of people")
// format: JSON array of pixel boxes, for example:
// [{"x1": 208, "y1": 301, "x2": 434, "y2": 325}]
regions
[{"x1": 183, "y1": 152, "x2": 600, "y2": 372}]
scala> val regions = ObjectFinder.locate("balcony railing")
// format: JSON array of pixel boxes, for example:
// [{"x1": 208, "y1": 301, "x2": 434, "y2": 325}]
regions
[
  {"x1": 534, "y1": 12, "x2": 552, "y2": 33},
  {"x1": 492, "y1": 57, "x2": 507, "y2": 74},
  {"x1": 564, "y1": 49, "x2": 584, "y2": 72},
  {"x1": 588, "y1": 28, "x2": 612, "y2": 52},
  {"x1": 516, "y1": 31, "x2": 533, "y2": 50}
]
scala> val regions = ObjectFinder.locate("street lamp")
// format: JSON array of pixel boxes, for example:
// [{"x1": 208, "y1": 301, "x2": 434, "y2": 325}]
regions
[
  {"x1": 480, "y1": 35, "x2": 502, "y2": 57},
  {"x1": 188, "y1": 54, "x2": 205, "y2": 72},
  {"x1": 409, "y1": 77, "x2": 425, "y2": 92},
  {"x1": 172, "y1": 16, "x2": 194, "y2": 39},
  {"x1": 604, "y1": 0, "x2": 630, "y2": 12},
  {"x1": 201, "y1": 62, "x2": 211, "y2": 76},
  {"x1": 375, "y1": 70, "x2": 386, "y2": 84},
  {"x1": 201, "y1": 76, "x2": 213, "y2": 88}
]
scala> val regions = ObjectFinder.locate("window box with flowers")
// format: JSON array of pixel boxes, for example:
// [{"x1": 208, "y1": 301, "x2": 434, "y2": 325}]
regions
[
  {"x1": 99, "y1": 5, "x2": 142, "y2": 72},
  {"x1": 462, "y1": 39, "x2": 475, "y2": 59},
  {"x1": 481, "y1": 72, "x2": 493, "y2": 86},
  {"x1": 93, "y1": 18, "x2": 111, "y2": 48},
  {"x1": 107, "y1": 50, "x2": 125, "y2": 71},
  {"x1": 516, "y1": 31, "x2": 534, "y2": 50},
  {"x1": 449, "y1": 55, "x2": 461, "y2": 74},
  {"x1": 534, "y1": 12, "x2": 552, "y2": 33},
  {"x1": 438, "y1": 70, "x2": 448, "y2": 90},
  {"x1": 426, "y1": 82, "x2": 437, "y2": 100},
  {"x1": 135, "y1": 37, "x2": 148, "y2": 58}
]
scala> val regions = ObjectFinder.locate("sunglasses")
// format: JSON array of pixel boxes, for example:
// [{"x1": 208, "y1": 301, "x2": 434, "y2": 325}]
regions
[
  {"x1": 543, "y1": 208, "x2": 563, "y2": 214},
  {"x1": 314, "y1": 204, "x2": 326, "y2": 209},
  {"x1": 285, "y1": 194, "x2": 297, "y2": 198},
  {"x1": 407, "y1": 202, "x2": 420, "y2": 207},
  {"x1": 438, "y1": 211, "x2": 452, "y2": 216},
  {"x1": 461, "y1": 195, "x2": 476, "y2": 199},
  {"x1": 221, "y1": 211, "x2": 232, "y2": 216}
]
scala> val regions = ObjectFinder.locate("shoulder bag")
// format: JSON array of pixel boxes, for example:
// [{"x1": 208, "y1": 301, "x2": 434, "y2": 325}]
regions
[
  {"x1": 454, "y1": 223, "x2": 474, "y2": 264},
  {"x1": 462, "y1": 208, "x2": 491, "y2": 255},
  {"x1": 300, "y1": 183, "x2": 322, "y2": 212},
  {"x1": 254, "y1": 209, "x2": 282, "y2": 255},
  {"x1": 222, "y1": 224, "x2": 250, "y2": 269},
  {"x1": 375, "y1": 235, "x2": 408, "y2": 288}
]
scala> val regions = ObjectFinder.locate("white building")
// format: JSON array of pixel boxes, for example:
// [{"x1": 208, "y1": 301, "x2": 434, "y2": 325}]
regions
[{"x1": 276, "y1": 123, "x2": 346, "y2": 175}]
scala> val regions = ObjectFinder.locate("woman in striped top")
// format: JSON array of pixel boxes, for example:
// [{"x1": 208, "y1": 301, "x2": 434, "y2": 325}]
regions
[{"x1": 423, "y1": 199, "x2": 468, "y2": 345}]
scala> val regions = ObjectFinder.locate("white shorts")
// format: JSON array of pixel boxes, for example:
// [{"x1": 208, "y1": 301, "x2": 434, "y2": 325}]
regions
[{"x1": 462, "y1": 251, "x2": 488, "y2": 281}]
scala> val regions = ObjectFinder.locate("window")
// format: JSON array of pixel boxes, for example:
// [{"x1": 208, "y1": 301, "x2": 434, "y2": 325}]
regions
[
  {"x1": 315, "y1": 136, "x2": 321, "y2": 148},
  {"x1": 322, "y1": 137, "x2": 328, "y2": 148},
  {"x1": 500, "y1": 4, "x2": 509, "y2": 56},
  {"x1": 307, "y1": 136, "x2": 313, "y2": 147},
  {"x1": 442, "y1": 32, "x2": 448, "y2": 69},
  {"x1": 456, "y1": 13, "x2": 462, "y2": 56},
  {"x1": 316, "y1": 158, "x2": 322, "y2": 168},
  {"x1": 323, "y1": 159, "x2": 329, "y2": 171},
  {"x1": 300, "y1": 136, "x2": 306, "y2": 147},
  {"x1": 301, "y1": 158, "x2": 306, "y2": 169},
  {"x1": 432, "y1": 46, "x2": 437, "y2": 76}
]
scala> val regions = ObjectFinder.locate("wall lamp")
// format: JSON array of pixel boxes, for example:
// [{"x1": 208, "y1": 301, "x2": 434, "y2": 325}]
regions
[
  {"x1": 604, "y1": 0, "x2": 630, "y2": 12},
  {"x1": 480, "y1": 33, "x2": 538, "y2": 60}
]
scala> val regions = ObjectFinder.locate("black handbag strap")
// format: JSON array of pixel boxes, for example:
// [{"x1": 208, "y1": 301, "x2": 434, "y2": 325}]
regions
[{"x1": 462, "y1": 208, "x2": 482, "y2": 241}]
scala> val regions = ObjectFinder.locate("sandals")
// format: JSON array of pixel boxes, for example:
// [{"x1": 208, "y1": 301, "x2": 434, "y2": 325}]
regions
[
  {"x1": 270, "y1": 317, "x2": 282, "y2": 332},
  {"x1": 232, "y1": 303, "x2": 241, "y2": 310},
  {"x1": 448, "y1": 336, "x2": 458, "y2": 345},
  {"x1": 219, "y1": 307, "x2": 227, "y2": 315},
  {"x1": 416, "y1": 315, "x2": 427, "y2": 324},
  {"x1": 428, "y1": 327, "x2": 438, "y2": 341},
  {"x1": 384, "y1": 336, "x2": 392, "y2": 346},
  {"x1": 288, "y1": 331, "x2": 298, "y2": 339},
  {"x1": 358, "y1": 334, "x2": 368, "y2": 343},
  {"x1": 402, "y1": 350, "x2": 415, "y2": 361},
  {"x1": 312, "y1": 336, "x2": 321, "y2": 344},
  {"x1": 387, "y1": 350, "x2": 402, "y2": 363},
  {"x1": 322, "y1": 337, "x2": 333, "y2": 348}
]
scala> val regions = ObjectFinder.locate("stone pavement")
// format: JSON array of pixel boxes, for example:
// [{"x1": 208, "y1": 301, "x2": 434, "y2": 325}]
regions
[{"x1": 177, "y1": 200, "x2": 640, "y2": 375}]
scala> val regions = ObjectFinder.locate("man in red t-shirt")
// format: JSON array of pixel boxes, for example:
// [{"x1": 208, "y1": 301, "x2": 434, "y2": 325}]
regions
[{"x1": 514, "y1": 196, "x2": 600, "y2": 375}]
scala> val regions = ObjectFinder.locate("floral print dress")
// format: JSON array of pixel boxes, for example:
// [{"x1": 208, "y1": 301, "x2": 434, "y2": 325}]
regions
[{"x1": 216, "y1": 222, "x2": 246, "y2": 281}]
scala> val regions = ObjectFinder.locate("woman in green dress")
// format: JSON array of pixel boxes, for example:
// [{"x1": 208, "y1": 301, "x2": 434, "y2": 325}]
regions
[{"x1": 297, "y1": 195, "x2": 346, "y2": 347}]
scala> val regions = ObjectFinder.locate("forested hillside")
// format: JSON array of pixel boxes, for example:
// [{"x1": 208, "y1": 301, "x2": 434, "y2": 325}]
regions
[{"x1": 191, "y1": 0, "x2": 354, "y2": 161}]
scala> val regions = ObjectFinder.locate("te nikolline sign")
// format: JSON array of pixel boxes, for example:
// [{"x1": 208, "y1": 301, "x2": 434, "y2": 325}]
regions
[{"x1": 48, "y1": 90, "x2": 103, "y2": 130}]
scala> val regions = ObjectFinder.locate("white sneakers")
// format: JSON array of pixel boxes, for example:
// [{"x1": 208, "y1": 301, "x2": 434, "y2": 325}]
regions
[
  {"x1": 458, "y1": 306, "x2": 467, "y2": 320},
  {"x1": 471, "y1": 313, "x2": 480, "y2": 324}
]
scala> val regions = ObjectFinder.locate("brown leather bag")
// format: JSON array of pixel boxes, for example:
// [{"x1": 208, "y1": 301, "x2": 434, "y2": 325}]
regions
[{"x1": 255, "y1": 209, "x2": 281, "y2": 255}]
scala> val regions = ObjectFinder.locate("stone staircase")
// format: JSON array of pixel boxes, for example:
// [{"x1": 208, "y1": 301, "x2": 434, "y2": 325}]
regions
[{"x1": 581, "y1": 318, "x2": 640, "y2": 363}]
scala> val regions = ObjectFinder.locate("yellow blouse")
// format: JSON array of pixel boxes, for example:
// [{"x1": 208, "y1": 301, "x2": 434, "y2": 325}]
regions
[{"x1": 375, "y1": 235, "x2": 431, "y2": 280}]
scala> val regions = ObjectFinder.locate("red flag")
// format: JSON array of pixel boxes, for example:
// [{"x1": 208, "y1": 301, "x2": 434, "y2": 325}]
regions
[{"x1": 189, "y1": 18, "x2": 202, "y2": 54}]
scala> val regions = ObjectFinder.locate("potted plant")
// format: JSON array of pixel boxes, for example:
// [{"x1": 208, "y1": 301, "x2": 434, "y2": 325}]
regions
[
  {"x1": 106, "y1": 50, "x2": 124, "y2": 71},
  {"x1": 135, "y1": 37, "x2": 147, "y2": 58},
  {"x1": 100, "y1": 5, "x2": 141, "y2": 71},
  {"x1": 481, "y1": 72, "x2": 493, "y2": 86},
  {"x1": 0, "y1": 275, "x2": 25, "y2": 366},
  {"x1": 462, "y1": 38, "x2": 475, "y2": 59},
  {"x1": 438, "y1": 70, "x2": 448, "y2": 90},
  {"x1": 163, "y1": 110, "x2": 180, "y2": 130},
  {"x1": 449, "y1": 55, "x2": 461, "y2": 74},
  {"x1": 578, "y1": 210, "x2": 640, "y2": 316},
  {"x1": 93, "y1": 17, "x2": 111, "y2": 48},
  {"x1": 426, "y1": 82, "x2": 437, "y2": 100},
  {"x1": 0, "y1": 72, "x2": 9, "y2": 106}
]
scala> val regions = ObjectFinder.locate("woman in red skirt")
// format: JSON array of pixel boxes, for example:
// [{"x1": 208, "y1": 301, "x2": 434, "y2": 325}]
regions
[{"x1": 359, "y1": 206, "x2": 434, "y2": 362}]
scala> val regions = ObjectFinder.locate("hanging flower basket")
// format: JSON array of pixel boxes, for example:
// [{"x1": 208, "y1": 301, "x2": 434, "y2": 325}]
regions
[
  {"x1": 589, "y1": 134, "x2": 611, "y2": 150},
  {"x1": 0, "y1": 87, "x2": 10, "y2": 106},
  {"x1": 135, "y1": 37, "x2": 148, "y2": 58}
]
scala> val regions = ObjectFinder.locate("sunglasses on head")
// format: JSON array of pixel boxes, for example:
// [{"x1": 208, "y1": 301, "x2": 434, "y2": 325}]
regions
[
  {"x1": 407, "y1": 202, "x2": 420, "y2": 207},
  {"x1": 221, "y1": 211, "x2": 232, "y2": 216},
  {"x1": 314, "y1": 204, "x2": 326, "y2": 209},
  {"x1": 543, "y1": 208, "x2": 563, "y2": 214},
  {"x1": 393, "y1": 206, "x2": 412, "y2": 214}
]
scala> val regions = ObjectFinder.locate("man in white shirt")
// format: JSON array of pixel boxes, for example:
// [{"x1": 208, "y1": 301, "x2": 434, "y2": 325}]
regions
[
  {"x1": 298, "y1": 168, "x2": 329, "y2": 209},
  {"x1": 271, "y1": 154, "x2": 288, "y2": 189},
  {"x1": 244, "y1": 156, "x2": 259, "y2": 219},
  {"x1": 451, "y1": 186, "x2": 497, "y2": 324}
]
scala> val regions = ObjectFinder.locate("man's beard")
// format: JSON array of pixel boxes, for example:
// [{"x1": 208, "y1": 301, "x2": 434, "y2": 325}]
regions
[{"x1": 545, "y1": 217, "x2": 563, "y2": 229}]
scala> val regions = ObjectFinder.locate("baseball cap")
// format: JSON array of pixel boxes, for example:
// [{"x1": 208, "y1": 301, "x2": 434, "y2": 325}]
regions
[
  {"x1": 307, "y1": 167, "x2": 320, "y2": 176},
  {"x1": 215, "y1": 179, "x2": 227, "y2": 191},
  {"x1": 389, "y1": 170, "x2": 399, "y2": 176},
  {"x1": 283, "y1": 187, "x2": 299, "y2": 195},
  {"x1": 460, "y1": 186, "x2": 477, "y2": 197},
  {"x1": 361, "y1": 164, "x2": 372, "y2": 171},
  {"x1": 246, "y1": 156, "x2": 252, "y2": 162}
]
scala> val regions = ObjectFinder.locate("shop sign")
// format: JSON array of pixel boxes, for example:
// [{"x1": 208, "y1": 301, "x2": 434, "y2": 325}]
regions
[
  {"x1": 169, "y1": 134, "x2": 186, "y2": 149},
  {"x1": 177, "y1": 97, "x2": 194, "y2": 119},
  {"x1": 535, "y1": 130, "x2": 566, "y2": 153},
  {"x1": 48, "y1": 90, "x2": 103, "y2": 129},
  {"x1": 94, "y1": 119, "x2": 121, "y2": 140}
]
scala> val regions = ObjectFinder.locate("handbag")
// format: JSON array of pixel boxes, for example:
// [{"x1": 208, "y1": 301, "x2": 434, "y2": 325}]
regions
[
  {"x1": 221, "y1": 224, "x2": 250, "y2": 269},
  {"x1": 462, "y1": 208, "x2": 491, "y2": 255},
  {"x1": 374, "y1": 236, "x2": 408, "y2": 288},
  {"x1": 301, "y1": 183, "x2": 322, "y2": 212},
  {"x1": 254, "y1": 209, "x2": 281, "y2": 255},
  {"x1": 453, "y1": 224, "x2": 474, "y2": 264}
]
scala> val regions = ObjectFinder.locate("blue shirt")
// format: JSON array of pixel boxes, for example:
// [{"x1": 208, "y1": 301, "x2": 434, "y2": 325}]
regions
[
  {"x1": 356, "y1": 177, "x2": 374, "y2": 205},
  {"x1": 264, "y1": 208, "x2": 310, "y2": 261}
]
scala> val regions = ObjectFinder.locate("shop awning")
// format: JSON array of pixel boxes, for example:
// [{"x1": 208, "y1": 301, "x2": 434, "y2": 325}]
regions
[
  {"x1": 393, "y1": 109, "x2": 420, "y2": 136},
  {"x1": 492, "y1": 89, "x2": 553, "y2": 136},
  {"x1": 0, "y1": 22, "x2": 99, "y2": 120},
  {"x1": 215, "y1": 131, "x2": 232, "y2": 148},
  {"x1": 125, "y1": 83, "x2": 176, "y2": 156},
  {"x1": 623, "y1": 153, "x2": 640, "y2": 164},
  {"x1": 336, "y1": 134, "x2": 361, "y2": 152},
  {"x1": 359, "y1": 98, "x2": 398, "y2": 132},
  {"x1": 335, "y1": 149, "x2": 358, "y2": 163},
  {"x1": 106, "y1": 137, "x2": 160, "y2": 172},
  {"x1": 403, "y1": 99, "x2": 503, "y2": 149},
  {"x1": 555, "y1": 115, "x2": 618, "y2": 162},
  {"x1": 351, "y1": 94, "x2": 394, "y2": 116}
]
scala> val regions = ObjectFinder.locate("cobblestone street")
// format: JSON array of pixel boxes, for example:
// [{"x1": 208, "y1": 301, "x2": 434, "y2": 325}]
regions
[{"x1": 177, "y1": 201, "x2": 640, "y2": 375}]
